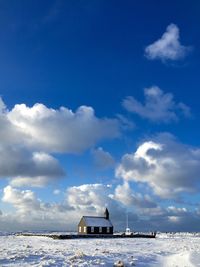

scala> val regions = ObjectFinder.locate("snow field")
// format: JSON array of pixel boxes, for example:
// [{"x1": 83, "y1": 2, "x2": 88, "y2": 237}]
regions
[{"x1": 0, "y1": 233, "x2": 200, "y2": 266}]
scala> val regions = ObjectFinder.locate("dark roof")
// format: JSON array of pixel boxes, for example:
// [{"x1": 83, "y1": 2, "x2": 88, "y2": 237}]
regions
[{"x1": 82, "y1": 216, "x2": 113, "y2": 227}]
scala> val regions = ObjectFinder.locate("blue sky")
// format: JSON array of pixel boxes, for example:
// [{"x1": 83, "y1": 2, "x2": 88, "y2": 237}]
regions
[{"x1": 0, "y1": 0, "x2": 200, "y2": 232}]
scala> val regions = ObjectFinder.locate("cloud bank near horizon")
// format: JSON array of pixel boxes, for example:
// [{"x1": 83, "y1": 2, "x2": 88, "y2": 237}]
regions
[{"x1": 1, "y1": 182, "x2": 200, "y2": 232}]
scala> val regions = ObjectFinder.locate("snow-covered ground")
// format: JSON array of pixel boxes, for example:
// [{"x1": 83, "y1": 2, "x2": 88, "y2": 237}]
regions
[{"x1": 0, "y1": 232, "x2": 200, "y2": 266}]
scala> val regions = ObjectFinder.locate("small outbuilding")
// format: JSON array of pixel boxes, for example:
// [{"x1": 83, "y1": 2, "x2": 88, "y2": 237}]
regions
[{"x1": 78, "y1": 208, "x2": 113, "y2": 235}]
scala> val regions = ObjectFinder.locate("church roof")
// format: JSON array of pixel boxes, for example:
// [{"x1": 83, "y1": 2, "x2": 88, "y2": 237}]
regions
[{"x1": 82, "y1": 216, "x2": 113, "y2": 227}]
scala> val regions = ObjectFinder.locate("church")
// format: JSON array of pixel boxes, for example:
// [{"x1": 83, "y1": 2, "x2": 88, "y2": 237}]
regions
[{"x1": 78, "y1": 208, "x2": 113, "y2": 235}]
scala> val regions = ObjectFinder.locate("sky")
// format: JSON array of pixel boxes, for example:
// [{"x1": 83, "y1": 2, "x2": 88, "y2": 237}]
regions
[{"x1": 0, "y1": 0, "x2": 200, "y2": 232}]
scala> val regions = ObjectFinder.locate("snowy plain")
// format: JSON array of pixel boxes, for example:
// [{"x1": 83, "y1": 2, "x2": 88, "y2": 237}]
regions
[{"x1": 0, "y1": 233, "x2": 200, "y2": 266}]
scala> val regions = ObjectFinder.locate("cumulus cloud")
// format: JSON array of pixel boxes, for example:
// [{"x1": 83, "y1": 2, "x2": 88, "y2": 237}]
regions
[
  {"x1": 1, "y1": 183, "x2": 127, "y2": 231},
  {"x1": 2, "y1": 186, "x2": 41, "y2": 213},
  {"x1": 0, "y1": 144, "x2": 64, "y2": 187},
  {"x1": 1, "y1": 185, "x2": 76, "y2": 230},
  {"x1": 66, "y1": 183, "x2": 112, "y2": 213},
  {"x1": 65, "y1": 183, "x2": 140, "y2": 230},
  {"x1": 91, "y1": 147, "x2": 115, "y2": 170},
  {"x1": 7, "y1": 101, "x2": 120, "y2": 153},
  {"x1": 122, "y1": 86, "x2": 191, "y2": 122},
  {"x1": 2, "y1": 184, "x2": 111, "y2": 219},
  {"x1": 66, "y1": 183, "x2": 162, "y2": 229},
  {"x1": 0, "y1": 97, "x2": 121, "y2": 186},
  {"x1": 145, "y1": 24, "x2": 191, "y2": 61},
  {"x1": 0, "y1": 148, "x2": 64, "y2": 178},
  {"x1": 112, "y1": 182, "x2": 157, "y2": 209},
  {"x1": 116, "y1": 133, "x2": 200, "y2": 198}
]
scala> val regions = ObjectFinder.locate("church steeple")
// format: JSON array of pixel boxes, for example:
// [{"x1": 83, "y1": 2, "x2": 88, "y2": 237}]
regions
[{"x1": 104, "y1": 208, "x2": 109, "y2": 220}]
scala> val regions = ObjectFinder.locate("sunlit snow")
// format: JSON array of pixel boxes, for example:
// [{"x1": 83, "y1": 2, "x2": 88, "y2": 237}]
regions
[{"x1": 0, "y1": 233, "x2": 200, "y2": 266}]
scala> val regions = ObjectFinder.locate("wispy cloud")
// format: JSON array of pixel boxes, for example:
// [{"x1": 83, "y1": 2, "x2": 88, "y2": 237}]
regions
[
  {"x1": 145, "y1": 24, "x2": 191, "y2": 62},
  {"x1": 122, "y1": 86, "x2": 191, "y2": 123}
]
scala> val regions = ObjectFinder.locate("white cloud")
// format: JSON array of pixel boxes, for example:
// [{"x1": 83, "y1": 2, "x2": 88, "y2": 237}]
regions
[
  {"x1": 0, "y1": 183, "x2": 126, "y2": 231},
  {"x1": 2, "y1": 186, "x2": 41, "y2": 213},
  {"x1": 66, "y1": 183, "x2": 112, "y2": 213},
  {"x1": 53, "y1": 189, "x2": 61, "y2": 195},
  {"x1": 92, "y1": 147, "x2": 115, "y2": 170},
  {"x1": 0, "y1": 97, "x2": 7, "y2": 112},
  {"x1": 65, "y1": 183, "x2": 140, "y2": 231},
  {"x1": 0, "y1": 146, "x2": 64, "y2": 186},
  {"x1": 1, "y1": 183, "x2": 200, "y2": 232},
  {"x1": 7, "y1": 102, "x2": 120, "y2": 153},
  {"x1": 1, "y1": 185, "x2": 76, "y2": 230},
  {"x1": 167, "y1": 206, "x2": 187, "y2": 214},
  {"x1": 9, "y1": 176, "x2": 52, "y2": 188},
  {"x1": 0, "y1": 97, "x2": 121, "y2": 186},
  {"x1": 122, "y1": 86, "x2": 191, "y2": 122},
  {"x1": 116, "y1": 134, "x2": 200, "y2": 198},
  {"x1": 145, "y1": 24, "x2": 191, "y2": 61},
  {"x1": 112, "y1": 182, "x2": 157, "y2": 208},
  {"x1": 166, "y1": 206, "x2": 190, "y2": 224}
]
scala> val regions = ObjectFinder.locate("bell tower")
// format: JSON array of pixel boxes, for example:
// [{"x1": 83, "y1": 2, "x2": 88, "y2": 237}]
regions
[{"x1": 104, "y1": 208, "x2": 109, "y2": 220}]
